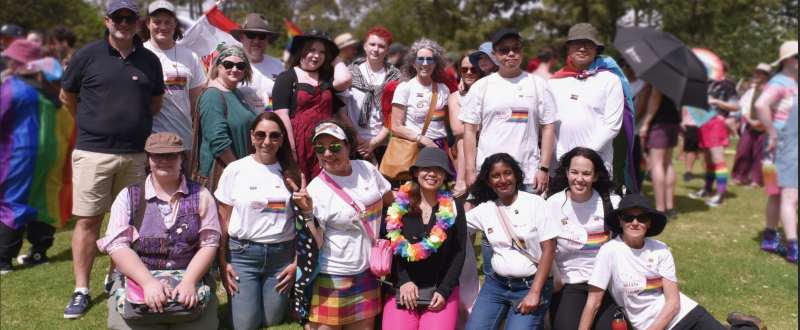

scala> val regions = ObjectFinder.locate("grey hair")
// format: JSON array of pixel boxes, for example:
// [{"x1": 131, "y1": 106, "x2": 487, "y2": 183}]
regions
[{"x1": 401, "y1": 38, "x2": 447, "y2": 82}]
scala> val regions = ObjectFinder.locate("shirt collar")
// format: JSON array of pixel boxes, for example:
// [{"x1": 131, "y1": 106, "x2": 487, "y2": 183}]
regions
[
  {"x1": 103, "y1": 29, "x2": 143, "y2": 55},
  {"x1": 145, "y1": 174, "x2": 190, "y2": 200}
]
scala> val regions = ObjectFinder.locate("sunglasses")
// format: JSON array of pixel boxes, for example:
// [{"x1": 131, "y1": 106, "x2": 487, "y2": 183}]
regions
[
  {"x1": 222, "y1": 61, "x2": 247, "y2": 70},
  {"x1": 569, "y1": 41, "x2": 598, "y2": 50},
  {"x1": 149, "y1": 153, "x2": 181, "y2": 161},
  {"x1": 254, "y1": 130, "x2": 283, "y2": 142},
  {"x1": 495, "y1": 45, "x2": 523, "y2": 56},
  {"x1": 313, "y1": 144, "x2": 343, "y2": 154},
  {"x1": 110, "y1": 14, "x2": 138, "y2": 25},
  {"x1": 245, "y1": 32, "x2": 268, "y2": 40},
  {"x1": 619, "y1": 213, "x2": 652, "y2": 224},
  {"x1": 459, "y1": 67, "x2": 482, "y2": 74},
  {"x1": 415, "y1": 57, "x2": 436, "y2": 65}
]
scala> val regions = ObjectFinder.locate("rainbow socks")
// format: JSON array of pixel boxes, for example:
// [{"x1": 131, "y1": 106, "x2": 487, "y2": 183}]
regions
[
  {"x1": 704, "y1": 164, "x2": 715, "y2": 191},
  {"x1": 715, "y1": 162, "x2": 728, "y2": 196}
]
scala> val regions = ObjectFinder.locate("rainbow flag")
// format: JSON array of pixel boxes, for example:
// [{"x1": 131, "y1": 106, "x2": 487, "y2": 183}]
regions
[
  {"x1": 432, "y1": 107, "x2": 446, "y2": 122},
  {"x1": 1, "y1": 76, "x2": 76, "y2": 230},
  {"x1": 262, "y1": 199, "x2": 286, "y2": 213},
  {"x1": 641, "y1": 272, "x2": 664, "y2": 294},
  {"x1": 284, "y1": 19, "x2": 302, "y2": 39},
  {"x1": 362, "y1": 193, "x2": 383, "y2": 223},
  {"x1": 581, "y1": 225, "x2": 610, "y2": 250},
  {"x1": 508, "y1": 107, "x2": 529, "y2": 123}
]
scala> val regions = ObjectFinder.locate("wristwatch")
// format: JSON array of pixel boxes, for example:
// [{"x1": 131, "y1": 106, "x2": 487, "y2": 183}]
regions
[
  {"x1": 538, "y1": 166, "x2": 549, "y2": 174},
  {"x1": 416, "y1": 134, "x2": 423, "y2": 147}
]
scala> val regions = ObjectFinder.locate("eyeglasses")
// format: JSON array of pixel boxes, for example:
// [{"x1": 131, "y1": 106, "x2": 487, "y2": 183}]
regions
[
  {"x1": 254, "y1": 131, "x2": 283, "y2": 142},
  {"x1": 245, "y1": 33, "x2": 267, "y2": 40},
  {"x1": 222, "y1": 61, "x2": 247, "y2": 70},
  {"x1": 495, "y1": 45, "x2": 522, "y2": 56},
  {"x1": 619, "y1": 213, "x2": 652, "y2": 223},
  {"x1": 110, "y1": 14, "x2": 138, "y2": 25},
  {"x1": 569, "y1": 41, "x2": 597, "y2": 50},
  {"x1": 149, "y1": 153, "x2": 181, "y2": 161},
  {"x1": 415, "y1": 57, "x2": 436, "y2": 65},
  {"x1": 313, "y1": 144, "x2": 343, "y2": 154},
  {"x1": 459, "y1": 67, "x2": 482, "y2": 74}
]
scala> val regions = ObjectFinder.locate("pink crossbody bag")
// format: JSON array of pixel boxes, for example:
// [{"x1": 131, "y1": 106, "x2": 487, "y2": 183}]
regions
[{"x1": 318, "y1": 171, "x2": 392, "y2": 277}]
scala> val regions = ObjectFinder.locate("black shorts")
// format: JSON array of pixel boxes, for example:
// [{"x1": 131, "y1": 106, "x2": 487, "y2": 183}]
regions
[{"x1": 683, "y1": 125, "x2": 699, "y2": 152}]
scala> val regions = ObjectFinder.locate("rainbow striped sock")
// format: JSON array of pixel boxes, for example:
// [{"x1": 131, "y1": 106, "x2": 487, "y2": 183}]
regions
[
  {"x1": 715, "y1": 162, "x2": 728, "y2": 195},
  {"x1": 704, "y1": 164, "x2": 715, "y2": 191}
]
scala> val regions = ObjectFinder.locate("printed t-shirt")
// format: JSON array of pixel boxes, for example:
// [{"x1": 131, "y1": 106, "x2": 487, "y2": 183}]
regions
[
  {"x1": 214, "y1": 156, "x2": 294, "y2": 243},
  {"x1": 251, "y1": 55, "x2": 285, "y2": 82},
  {"x1": 589, "y1": 237, "x2": 699, "y2": 330},
  {"x1": 348, "y1": 63, "x2": 387, "y2": 143},
  {"x1": 143, "y1": 42, "x2": 207, "y2": 150},
  {"x1": 465, "y1": 191, "x2": 561, "y2": 278},
  {"x1": 392, "y1": 79, "x2": 450, "y2": 140},
  {"x1": 306, "y1": 160, "x2": 391, "y2": 275},
  {"x1": 760, "y1": 72, "x2": 798, "y2": 131},
  {"x1": 549, "y1": 71, "x2": 625, "y2": 173},
  {"x1": 239, "y1": 69, "x2": 275, "y2": 114},
  {"x1": 708, "y1": 79, "x2": 739, "y2": 118},
  {"x1": 458, "y1": 72, "x2": 558, "y2": 184},
  {"x1": 547, "y1": 189, "x2": 620, "y2": 284}
]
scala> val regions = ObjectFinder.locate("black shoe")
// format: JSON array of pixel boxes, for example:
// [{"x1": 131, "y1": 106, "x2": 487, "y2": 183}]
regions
[
  {"x1": 683, "y1": 172, "x2": 693, "y2": 182},
  {"x1": 0, "y1": 260, "x2": 12, "y2": 275},
  {"x1": 665, "y1": 209, "x2": 678, "y2": 220},
  {"x1": 17, "y1": 252, "x2": 50, "y2": 265}
]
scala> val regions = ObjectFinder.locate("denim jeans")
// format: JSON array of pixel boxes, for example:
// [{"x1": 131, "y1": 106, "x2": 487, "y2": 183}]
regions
[
  {"x1": 465, "y1": 274, "x2": 553, "y2": 330},
  {"x1": 480, "y1": 234, "x2": 494, "y2": 277},
  {"x1": 226, "y1": 238, "x2": 294, "y2": 330}
]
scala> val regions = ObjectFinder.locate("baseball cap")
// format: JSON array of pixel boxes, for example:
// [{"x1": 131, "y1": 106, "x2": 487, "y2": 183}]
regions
[
  {"x1": 0, "y1": 24, "x2": 24, "y2": 37},
  {"x1": 148, "y1": 0, "x2": 176, "y2": 16},
  {"x1": 107, "y1": 0, "x2": 140, "y2": 16},
  {"x1": 313, "y1": 123, "x2": 347, "y2": 142},
  {"x1": 492, "y1": 28, "x2": 522, "y2": 48},
  {"x1": 145, "y1": 132, "x2": 184, "y2": 153}
]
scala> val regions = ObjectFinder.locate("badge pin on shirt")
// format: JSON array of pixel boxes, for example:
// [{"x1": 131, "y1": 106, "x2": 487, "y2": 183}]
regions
[{"x1": 132, "y1": 76, "x2": 138, "y2": 81}]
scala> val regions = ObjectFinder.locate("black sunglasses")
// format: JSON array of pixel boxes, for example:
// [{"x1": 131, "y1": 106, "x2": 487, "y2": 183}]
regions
[
  {"x1": 222, "y1": 61, "x2": 247, "y2": 70},
  {"x1": 459, "y1": 67, "x2": 482, "y2": 74},
  {"x1": 110, "y1": 14, "x2": 138, "y2": 25},
  {"x1": 254, "y1": 131, "x2": 283, "y2": 142},
  {"x1": 313, "y1": 144, "x2": 343, "y2": 154},
  {"x1": 495, "y1": 45, "x2": 523, "y2": 56},
  {"x1": 245, "y1": 32, "x2": 268, "y2": 40},
  {"x1": 619, "y1": 213, "x2": 652, "y2": 223}
]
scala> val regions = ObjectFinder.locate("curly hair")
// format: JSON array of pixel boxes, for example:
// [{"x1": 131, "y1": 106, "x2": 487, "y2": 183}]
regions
[
  {"x1": 546, "y1": 147, "x2": 619, "y2": 198},
  {"x1": 401, "y1": 38, "x2": 447, "y2": 82},
  {"x1": 468, "y1": 153, "x2": 526, "y2": 205}
]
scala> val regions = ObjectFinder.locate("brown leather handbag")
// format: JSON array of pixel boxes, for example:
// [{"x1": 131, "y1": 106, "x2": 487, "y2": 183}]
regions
[{"x1": 379, "y1": 83, "x2": 438, "y2": 180}]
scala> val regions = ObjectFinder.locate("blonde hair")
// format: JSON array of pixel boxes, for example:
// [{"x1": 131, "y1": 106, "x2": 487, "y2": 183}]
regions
[{"x1": 209, "y1": 45, "x2": 253, "y2": 85}]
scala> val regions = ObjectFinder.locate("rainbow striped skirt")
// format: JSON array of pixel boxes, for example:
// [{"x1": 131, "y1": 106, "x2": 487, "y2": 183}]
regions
[{"x1": 309, "y1": 270, "x2": 381, "y2": 325}]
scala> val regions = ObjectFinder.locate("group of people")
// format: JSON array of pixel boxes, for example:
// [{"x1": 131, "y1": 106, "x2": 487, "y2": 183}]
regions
[{"x1": 0, "y1": 0, "x2": 795, "y2": 329}]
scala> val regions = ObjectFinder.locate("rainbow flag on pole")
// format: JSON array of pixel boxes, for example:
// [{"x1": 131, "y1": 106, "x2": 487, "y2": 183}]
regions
[
  {"x1": 284, "y1": 18, "x2": 302, "y2": 50},
  {"x1": 1, "y1": 75, "x2": 76, "y2": 229}
]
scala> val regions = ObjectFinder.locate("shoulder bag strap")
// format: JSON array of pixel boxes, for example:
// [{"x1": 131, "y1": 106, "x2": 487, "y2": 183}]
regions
[
  {"x1": 493, "y1": 199, "x2": 539, "y2": 266},
  {"x1": 318, "y1": 171, "x2": 375, "y2": 239},
  {"x1": 600, "y1": 192, "x2": 616, "y2": 236},
  {"x1": 420, "y1": 82, "x2": 439, "y2": 136},
  {"x1": 215, "y1": 88, "x2": 228, "y2": 118}
]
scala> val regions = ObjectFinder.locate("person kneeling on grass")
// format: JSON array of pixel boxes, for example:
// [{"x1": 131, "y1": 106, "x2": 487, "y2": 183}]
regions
[{"x1": 578, "y1": 194, "x2": 766, "y2": 330}]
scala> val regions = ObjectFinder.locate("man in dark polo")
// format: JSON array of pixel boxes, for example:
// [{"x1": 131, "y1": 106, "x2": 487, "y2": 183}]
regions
[{"x1": 59, "y1": 0, "x2": 164, "y2": 318}]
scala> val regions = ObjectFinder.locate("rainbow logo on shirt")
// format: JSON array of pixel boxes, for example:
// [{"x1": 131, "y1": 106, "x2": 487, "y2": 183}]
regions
[
  {"x1": 641, "y1": 272, "x2": 664, "y2": 294},
  {"x1": 432, "y1": 107, "x2": 446, "y2": 122},
  {"x1": 261, "y1": 199, "x2": 286, "y2": 213},
  {"x1": 266, "y1": 93, "x2": 273, "y2": 112},
  {"x1": 581, "y1": 225, "x2": 610, "y2": 250},
  {"x1": 507, "y1": 108, "x2": 529, "y2": 123},
  {"x1": 362, "y1": 192, "x2": 383, "y2": 223},
  {"x1": 417, "y1": 93, "x2": 424, "y2": 98},
  {"x1": 487, "y1": 228, "x2": 494, "y2": 234},
  {"x1": 570, "y1": 94, "x2": 579, "y2": 100},
  {"x1": 165, "y1": 73, "x2": 187, "y2": 91}
]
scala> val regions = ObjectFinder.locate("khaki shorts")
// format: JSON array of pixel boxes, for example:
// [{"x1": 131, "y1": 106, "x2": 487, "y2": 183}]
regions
[{"x1": 72, "y1": 149, "x2": 147, "y2": 217}]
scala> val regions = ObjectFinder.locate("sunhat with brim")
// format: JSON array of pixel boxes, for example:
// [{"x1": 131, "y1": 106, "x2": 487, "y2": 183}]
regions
[
  {"x1": 750, "y1": 63, "x2": 772, "y2": 75},
  {"x1": 771, "y1": 40, "x2": 798, "y2": 67},
  {"x1": 566, "y1": 23, "x2": 605, "y2": 54},
  {"x1": 145, "y1": 132, "x2": 184, "y2": 153},
  {"x1": 230, "y1": 13, "x2": 280, "y2": 44},
  {"x1": 469, "y1": 42, "x2": 499, "y2": 67},
  {"x1": 334, "y1": 33, "x2": 359, "y2": 49},
  {"x1": 290, "y1": 29, "x2": 340, "y2": 59},
  {"x1": 604, "y1": 194, "x2": 667, "y2": 237},
  {"x1": 1, "y1": 39, "x2": 42, "y2": 64},
  {"x1": 410, "y1": 148, "x2": 454, "y2": 182},
  {"x1": 312, "y1": 123, "x2": 347, "y2": 142}
]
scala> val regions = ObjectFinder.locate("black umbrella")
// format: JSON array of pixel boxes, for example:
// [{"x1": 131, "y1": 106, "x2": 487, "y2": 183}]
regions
[{"x1": 614, "y1": 27, "x2": 709, "y2": 109}]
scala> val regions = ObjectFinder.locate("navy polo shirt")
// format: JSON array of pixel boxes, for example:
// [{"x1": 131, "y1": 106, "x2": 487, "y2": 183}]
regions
[{"x1": 62, "y1": 30, "x2": 165, "y2": 153}]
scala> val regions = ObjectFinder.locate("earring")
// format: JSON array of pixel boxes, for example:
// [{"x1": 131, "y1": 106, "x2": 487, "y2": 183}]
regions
[{"x1": 347, "y1": 158, "x2": 351, "y2": 165}]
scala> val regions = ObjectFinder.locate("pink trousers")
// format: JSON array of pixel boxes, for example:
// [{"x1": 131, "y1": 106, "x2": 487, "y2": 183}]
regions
[{"x1": 382, "y1": 286, "x2": 460, "y2": 330}]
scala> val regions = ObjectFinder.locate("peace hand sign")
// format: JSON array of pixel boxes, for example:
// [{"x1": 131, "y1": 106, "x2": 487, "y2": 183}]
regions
[{"x1": 286, "y1": 173, "x2": 313, "y2": 213}]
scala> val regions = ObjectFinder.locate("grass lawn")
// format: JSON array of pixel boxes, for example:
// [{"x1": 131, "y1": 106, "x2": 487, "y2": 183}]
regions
[{"x1": 1, "y1": 139, "x2": 797, "y2": 329}]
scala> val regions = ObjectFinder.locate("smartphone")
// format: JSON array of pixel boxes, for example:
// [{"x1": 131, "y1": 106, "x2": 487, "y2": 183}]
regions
[{"x1": 512, "y1": 299, "x2": 523, "y2": 313}]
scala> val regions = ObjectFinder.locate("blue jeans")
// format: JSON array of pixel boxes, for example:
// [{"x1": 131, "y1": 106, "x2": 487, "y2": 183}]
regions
[
  {"x1": 481, "y1": 234, "x2": 494, "y2": 277},
  {"x1": 466, "y1": 274, "x2": 553, "y2": 330},
  {"x1": 226, "y1": 238, "x2": 294, "y2": 330}
]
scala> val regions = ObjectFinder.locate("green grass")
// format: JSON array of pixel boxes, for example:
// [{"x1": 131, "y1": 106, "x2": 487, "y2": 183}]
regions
[{"x1": 1, "y1": 139, "x2": 797, "y2": 329}]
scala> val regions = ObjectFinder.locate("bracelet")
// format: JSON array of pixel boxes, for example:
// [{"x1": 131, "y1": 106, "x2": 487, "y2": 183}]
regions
[{"x1": 416, "y1": 134, "x2": 423, "y2": 146}]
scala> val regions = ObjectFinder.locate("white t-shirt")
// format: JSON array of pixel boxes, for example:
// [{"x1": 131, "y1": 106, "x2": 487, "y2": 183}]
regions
[
  {"x1": 348, "y1": 63, "x2": 388, "y2": 143},
  {"x1": 143, "y1": 42, "x2": 207, "y2": 150},
  {"x1": 548, "y1": 71, "x2": 625, "y2": 174},
  {"x1": 465, "y1": 191, "x2": 561, "y2": 278},
  {"x1": 251, "y1": 55, "x2": 285, "y2": 82},
  {"x1": 392, "y1": 79, "x2": 450, "y2": 140},
  {"x1": 589, "y1": 238, "x2": 699, "y2": 330},
  {"x1": 239, "y1": 71, "x2": 275, "y2": 115},
  {"x1": 214, "y1": 156, "x2": 294, "y2": 243},
  {"x1": 307, "y1": 160, "x2": 391, "y2": 275},
  {"x1": 547, "y1": 189, "x2": 620, "y2": 284},
  {"x1": 458, "y1": 72, "x2": 558, "y2": 184}
]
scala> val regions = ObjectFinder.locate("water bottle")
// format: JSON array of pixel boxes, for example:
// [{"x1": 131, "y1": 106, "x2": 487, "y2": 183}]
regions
[
  {"x1": 612, "y1": 306, "x2": 628, "y2": 330},
  {"x1": 762, "y1": 157, "x2": 779, "y2": 196}
]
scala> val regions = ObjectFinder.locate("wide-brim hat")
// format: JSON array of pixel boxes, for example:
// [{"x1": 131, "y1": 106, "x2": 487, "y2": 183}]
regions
[
  {"x1": 410, "y1": 148, "x2": 454, "y2": 182},
  {"x1": 145, "y1": 132, "x2": 184, "y2": 153},
  {"x1": 604, "y1": 194, "x2": 667, "y2": 237},
  {"x1": 230, "y1": 13, "x2": 280, "y2": 44},
  {"x1": 334, "y1": 33, "x2": 359, "y2": 49},
  {"x1": 290, "y1": 29, "x2": 339, "y2": 59},
  {"x1": 566, "y1": 23, "x2": 605, "y2": 54},
  {"x1": 1, "y1": 39, "x2": 42, "y2": 64},
  {"x1": 750, "y1": 62, "x2": 772, "y2": 75},
  {"x1": 771, "y1": 40, "x2": 798, "y2": 67},
  {"x1": 469, "y1": 42, "x2": 499, "y2": 67}
]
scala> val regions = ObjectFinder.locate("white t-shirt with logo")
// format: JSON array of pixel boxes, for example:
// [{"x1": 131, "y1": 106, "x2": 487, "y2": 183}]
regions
[
  {"x1": 589, "y1": 237, "x2": 699, "y2": 330},
  {"x1": 239, "y1": 71, "x2": 275, "y2": 115},
  {"x1": 465, "y1": 191, "x2": 561, "y2": 278},
  {"x1": 214, "y1": 156, "x2": 294, "y2": 243},
  {"x1": 348, "y1": 63, "x2": 388, "y2": 143},
  {"x1": 252, "y1": 55, "x2": 285, "y2": 82},
  {"x1": 143, "y1": 42, "x2": 207, "y2": 150},
  {"x1": 547, "y1": 189, "x2": 620, "y2": 284},
  {"x1": 392, "y1": 79, "x2": 450, "y2": 140},
  {"x1": 458, "y1": 72, "x2": 558, "y2": 184},
  {"x1": 307, "y1": 160, "x2": 391, "y2": 275},
  {"x1": 548, "y1": 71, "x2": 625, "y2": 174}
]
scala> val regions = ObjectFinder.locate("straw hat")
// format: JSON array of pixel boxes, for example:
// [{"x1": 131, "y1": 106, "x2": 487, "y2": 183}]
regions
[{"x1": 771, "y1": 40, "x2": 798, "y2": 66}]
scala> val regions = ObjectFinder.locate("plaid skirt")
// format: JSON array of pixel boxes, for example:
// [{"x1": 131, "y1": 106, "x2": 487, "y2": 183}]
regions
[{"x1": 309, "y1": 270, "x2": 381, "y2": 325}]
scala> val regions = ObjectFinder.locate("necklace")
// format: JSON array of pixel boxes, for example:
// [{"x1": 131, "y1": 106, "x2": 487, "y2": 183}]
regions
[{"x1": 385, "y1": 182, "x2": 456, "y2": 262}]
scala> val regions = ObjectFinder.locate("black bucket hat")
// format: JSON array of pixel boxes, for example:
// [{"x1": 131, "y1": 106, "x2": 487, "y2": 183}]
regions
[
  {"x1": 605, "y1": 194, "x2": 667, "y2": 237},
  {"x1": 410, "y1": 148, "x2": 454, "y2": 181},
  {"x1": 290, "y1": 29, "x2": 339, "y2": 59}
]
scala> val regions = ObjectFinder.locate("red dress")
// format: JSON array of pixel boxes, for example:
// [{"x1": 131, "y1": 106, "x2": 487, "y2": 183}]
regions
[{"x1": 292, "y1": 83, "x2": 335, "y2": 181}]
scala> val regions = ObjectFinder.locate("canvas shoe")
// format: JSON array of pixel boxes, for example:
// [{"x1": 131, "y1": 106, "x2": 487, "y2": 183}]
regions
[
  {"x1": 726, "y1": 312, "x2": 767, "y2": 330},
  {"x1": 760, "y1": 230, "x2": 787, "y2": 256},
  {"x1": 104, "y1": 274, "x2": 115, "y2": 294},
  {"x1": 787, "y1": 241, "x2": 798, "y2": 264},
  {"x1": 0, "y1": 260, "x2": 12, "y2": 275},
  {"x1": 705, "y1": 194, "x2": 725, "y2": 206},
  {"x1": 688, "y1": 188, "x2": 711, "y2": 199},
  {"x1": 63, "y1": 291, "x2": 91, "y2": 319},
  {"x1": 17, "y1": 251, "x2": 50, "y2": 265}
]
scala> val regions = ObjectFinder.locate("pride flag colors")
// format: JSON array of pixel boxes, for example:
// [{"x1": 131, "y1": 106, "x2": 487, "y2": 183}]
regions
[
  {"x1": 582, "y1": 225, "x2": 610, "y2": 250},
  {"x1": 165, "y1": 73, "x2": 188, "y2": 91},
  {"x1": 432, "y1": 107, "x2": 446, "y2": 122},
  {"x1": 362, "y1": 193, "x2": 383, "y2": 223},
  {"x1": 262, "y1": 199, "x2": 286, "y2": 213},
  {"x1": 642, "y1": 272, "x2": 664, "y2": 294},
  {"x1": 508, "y1": 107, "x2": 529, "y2": 123}
]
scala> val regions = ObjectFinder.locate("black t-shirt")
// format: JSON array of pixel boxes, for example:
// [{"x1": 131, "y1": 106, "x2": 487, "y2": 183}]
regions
[
  {"x1": 708, "y1": 79, "x2": 738, "y2": 118},
  {"x1": 62, "y1": 30, "x2": 165, "y2": 153},
  {"x1": 651, "y1": 94, "x2": 681, "y2": 125}
]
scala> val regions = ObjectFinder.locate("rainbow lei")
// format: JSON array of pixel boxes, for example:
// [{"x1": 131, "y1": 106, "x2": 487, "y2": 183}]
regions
[{"x1": 385, "y1": 182, "x2": 456, "y2": 262}]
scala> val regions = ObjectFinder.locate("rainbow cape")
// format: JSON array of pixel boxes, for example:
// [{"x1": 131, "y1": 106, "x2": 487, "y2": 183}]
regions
[{"x1": 1, "y1": 75, "x2": 76, "y2": 229}]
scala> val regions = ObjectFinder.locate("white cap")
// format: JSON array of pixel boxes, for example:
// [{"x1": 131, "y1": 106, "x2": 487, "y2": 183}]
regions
[
  {"x1": 148, "y1": 0, "x2": 176, "y2": 16},
  {"x1": 313, "y1": 123, "x2": 347, "y2": 141}
]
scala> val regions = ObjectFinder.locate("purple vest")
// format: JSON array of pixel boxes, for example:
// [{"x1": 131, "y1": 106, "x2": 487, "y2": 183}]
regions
[{"x1": 128, "y1": 181, "x2": 202, "y2": 270}]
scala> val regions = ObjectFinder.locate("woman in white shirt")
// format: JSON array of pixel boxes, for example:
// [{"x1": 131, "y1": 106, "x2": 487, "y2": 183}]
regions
[
  {"x1": 448, "y1": 51, "x2": 485, "y2": 197},
  {"x1": 579, "y1": 195, "x2": 765, "y2": 330},
  {"x1": 464, "y1": 153, "x2": 561, "y2": 330},
  {"x1": 215, "y1": 112, "x2": 302, "y2": 329},
  {"x1": 545, "y1": 147, "x2": 620, "y2": 330}
]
